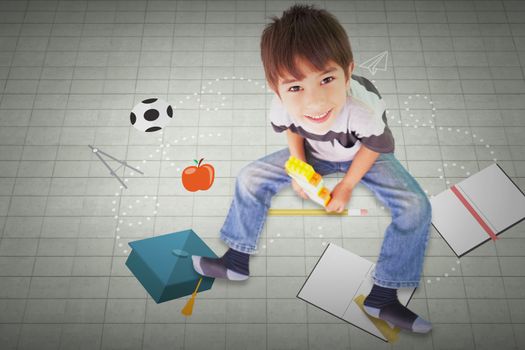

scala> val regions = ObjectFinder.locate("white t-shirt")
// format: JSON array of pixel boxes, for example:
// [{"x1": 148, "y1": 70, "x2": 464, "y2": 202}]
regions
[{"x1": 270, "y1": 75, "x2": 394, "y2": 162}]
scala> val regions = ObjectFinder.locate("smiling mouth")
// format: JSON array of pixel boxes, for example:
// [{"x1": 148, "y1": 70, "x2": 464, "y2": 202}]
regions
[{"x1": 304, "y1": 109, "x2": 332, "y2": 123}]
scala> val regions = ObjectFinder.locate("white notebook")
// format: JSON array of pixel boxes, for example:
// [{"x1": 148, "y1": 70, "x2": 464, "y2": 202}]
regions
[
  {"x1": 297, "y1": 243, "x2": 415, "y2": 342},
  {"x1": 430, "y1": 163, "x2": 525, "y2": 257}
]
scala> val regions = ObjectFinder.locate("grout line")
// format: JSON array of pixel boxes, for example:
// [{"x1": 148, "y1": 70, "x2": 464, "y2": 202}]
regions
[
  {"x1": 439, "y1": 2, "x2": 475, "y2": 345},
  {"x1": 1, "y1": 1, "x2": 525, "y2": 349},
  {"x1": 98, "y1": 6, "x2": 131, "y2": 350},
  {"x1": 486, "y1": 2, "x2": 523, "y2": 347},
  {"x1": 13, "y1": 2, "x2": 66, "y2": 349},
  {"x1": 264, "y1": 4, "x2": 269, "y2": 350},
  {"x1": 0, "y1": 1, "x2": 30, "y2": 347},
  {"x1": 411, "y1": 4, "x2": 442, "y2": 349}
]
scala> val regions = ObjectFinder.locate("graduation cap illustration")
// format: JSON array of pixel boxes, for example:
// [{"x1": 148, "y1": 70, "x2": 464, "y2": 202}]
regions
[
  {"x1": 430, "y1": 163, "x2": 525, "y2": 256},
  {"x1": 125, "y1": 229, "x2": 218, "y2": 316},
  {"x1": 358, "y1": 51, "x2": 388, "y2": 75}
]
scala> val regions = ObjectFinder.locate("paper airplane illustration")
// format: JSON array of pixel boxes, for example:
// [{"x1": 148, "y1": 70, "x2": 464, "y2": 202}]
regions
[
  {"x1": 88, "y1": 145, "x2": 143, "y2": 189},
  {"x1": 359, "y1": 51, "x2": 388, "y2": 75}
]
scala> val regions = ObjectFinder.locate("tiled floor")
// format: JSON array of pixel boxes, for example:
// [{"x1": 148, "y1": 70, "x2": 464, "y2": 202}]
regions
[{"x1": 1, "y1": 0, "x2": 525, "y2": 349}]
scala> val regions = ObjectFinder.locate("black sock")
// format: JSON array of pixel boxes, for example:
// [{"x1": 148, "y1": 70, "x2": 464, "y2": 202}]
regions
[
  {"x1": 192, "y1": 248, "x2": 250, "y2": 281},
  {"x1": 222, "y1": 248, "x2": 250, "y2": 275},
  {"x1": 364, "y1": 284, "x2": 397, "y2": 307},
  {"x1": 363, "y1": 284, "x2": 432, "y2": 333}
]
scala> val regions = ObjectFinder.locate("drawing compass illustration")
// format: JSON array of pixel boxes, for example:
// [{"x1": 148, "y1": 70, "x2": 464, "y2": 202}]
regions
[{"x1": 88, "y1": 144, "x2": 143, "y2": 189}]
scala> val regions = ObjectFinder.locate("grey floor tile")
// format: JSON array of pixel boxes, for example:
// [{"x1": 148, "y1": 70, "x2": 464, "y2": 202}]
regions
[
  {"x1": 471, "y1": 323, "x2": 517, "y2": 350},
  {"x1": 0, "y1": 276, "x2": 30, "y2": 298},
  {"x1": 226, "y1": 276, "x2": 266, "y2": 299},
  {"x1": 108, "y1": 276, "x2": 146, "y2": 299},
  {"x1": 0, "y1": 324, "x2": 21, "y2": 350},
  {"x1": 0, "y1": 299, "x2": 26, "y2": 323},
  {"x1": 33, "y1": 256, "x2": 74, "y2": 276},
  {"x1": 266, "y1": 256, "x2": 305, "y2": 277},
  {"x1": 184, "y1": 324, "x2": 226, "y2": 350},
  {"x1": 101, "y1": 323, "x2": 144, "y2": 350},
  {"x1": 0, "y1": 237, "x2": 38, "y2": 256},
  {"x1": 18, "y1": 324, "x2": 62, "y2": 350},
  {"x1": 59, "y1": 324, "x2": 103, "y2": 350},
  {"x1": 63, "y1": 299, "x2": 106, "y2": 323},
  {"x1": 508, "y1": 298, "x2": 525, "y2": 323},
  {"x1": 424, "y1": 277, "x2": 466, "y2": 299},
  {"x1": 142, "y1": 323, "x2": 184, "y2": 350},
  {"x1": 226, "y1": 298, "x2": 267, "y2": 323},
  {"x1": 105, "y1": 298, "x2": 146, "y2": 323},
  {"x1": 226, "y1": 323, "x2": 266, "y2": 350},
  {"x1": 68, "y1": 276, "x2": 110, "y2": 299},
  {"x1": 267, "y1": 298, "x2": 307, "y2": 324},
  {"x1": 0, "y1": 1, "x2": 525, "y2": 349},
  {"x1": 427, "y1": 298, "x2": 470, "y2": 324},
  {"x1": 468, "y1": 299, "x2": 511, "y2": 324},
  {"x1": 267, "y1": 323, "x2": 308, "y2": 350},
  {"x1": 0, "y1": 256, "x2": 35, "y2": 276},
  {"x1": 184, "y1": 298, "x2": 227, "y2": 324},
  {"x1": 431, "y1": 324, "x2": 475, "y2": 350},
  {"x1": 23, "y1": 298, "x2": 66, "y2": 323},
  {"x1": 307, "y1": 323, "x2": 350, "y2": 350}
]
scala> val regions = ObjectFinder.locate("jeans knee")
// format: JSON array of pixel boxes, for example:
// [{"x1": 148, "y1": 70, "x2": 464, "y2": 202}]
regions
[
  {"x1": 236, "y1": 161, "x2": 274, "y2": 201},
  {"x1": 236, "y1": 163, "x2": 258, "y2": 195},
  {"x1": 399, "y1": 190, "x2": 432, "y2": 229},
  {"x1": 235, "y1": 159, "x2": 289, "y2": 201},
  {"x1": 411, "y1": 191, "x2": 432, "y2": 226}
]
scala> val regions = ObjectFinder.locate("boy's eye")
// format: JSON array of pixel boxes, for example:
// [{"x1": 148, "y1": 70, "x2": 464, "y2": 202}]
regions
[{"x1": 287, "y1": 77, "x2": 335, "y2": 92}]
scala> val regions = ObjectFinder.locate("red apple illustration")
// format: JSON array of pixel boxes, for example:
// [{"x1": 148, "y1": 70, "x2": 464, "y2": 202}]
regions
[{"x1": 182, "y1": 158, "x2": 215, "y2": 192}]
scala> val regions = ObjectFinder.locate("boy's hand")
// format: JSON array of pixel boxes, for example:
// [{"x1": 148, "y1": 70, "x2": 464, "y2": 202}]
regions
[
  {"x1": 326, "y1": 181, "x2": 353, "y2": 213},
  {"x1": 291, "y1": 179, "x2": 309, "y2": 200}
]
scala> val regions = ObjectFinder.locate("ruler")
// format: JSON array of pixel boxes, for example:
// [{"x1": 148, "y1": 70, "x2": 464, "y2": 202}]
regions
[{"x1": 268, "y1": 209, "x2": 368, "y2": 216}]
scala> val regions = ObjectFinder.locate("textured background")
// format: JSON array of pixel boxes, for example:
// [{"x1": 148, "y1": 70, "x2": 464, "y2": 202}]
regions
[{"x1": 1, "y1": 0, "x2": 525, "y2": 349}]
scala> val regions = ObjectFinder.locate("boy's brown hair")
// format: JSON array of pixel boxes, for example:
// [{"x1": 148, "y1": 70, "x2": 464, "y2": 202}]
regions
[{"x1": 260, "y1": 4, "x2": 354, "y2": 97}]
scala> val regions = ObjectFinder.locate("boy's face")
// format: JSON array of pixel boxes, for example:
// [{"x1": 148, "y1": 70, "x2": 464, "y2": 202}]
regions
[{"x1": 275, "y1": 57, "x2": 354, "y2": 134}]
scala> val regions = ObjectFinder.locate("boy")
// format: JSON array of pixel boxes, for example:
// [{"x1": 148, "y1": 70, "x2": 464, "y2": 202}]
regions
[{"x1": 192, "y1": 4, "x2": 432, "y2": 333}]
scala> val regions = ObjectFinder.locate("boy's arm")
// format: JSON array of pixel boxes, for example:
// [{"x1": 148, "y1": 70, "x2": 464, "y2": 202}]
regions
[
  {"x1": 286, "y1": 129, "x2": 306, "y2": 162},
  {"x1": 326, "y1": 144, "x2": 380, "y2": 212},
  {"x1": 286, "y1": 129, "x2": 309, "y2": 199},
  {"x1": 341, "y1": 144, "x2": 380, "y2": 189}
]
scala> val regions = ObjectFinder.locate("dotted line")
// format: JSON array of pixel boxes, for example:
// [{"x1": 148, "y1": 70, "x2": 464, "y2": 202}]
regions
[
  {"x1": 396, "y1": 94, "x2": 497, "y2": 190},
  {"x1": 301, "y1": 91, "x2": 496, "y2": 284},
  {"x1": 426, "y1": 260, "x2": 462, "y2": 284},
  {"x1": 113, "y1": 75, "x2": 263, "y2": 254},
  {"x1": 109, "y1": 78, "x2": 493, "y2": 286},
  {"x1": 113, "y1": 132, "x2": 223, "y2": 254},
  {"x1": 383, "y1": 93, "x2": 496, "y2": 284},
  {"x1": 173, "y1": 76, "x2": 267, "y2": 112}
]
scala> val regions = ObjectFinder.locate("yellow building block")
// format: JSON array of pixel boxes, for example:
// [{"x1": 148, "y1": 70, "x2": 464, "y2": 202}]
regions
[{"x1": 285, "y1": 156, "x2": 331, "y2": 207}]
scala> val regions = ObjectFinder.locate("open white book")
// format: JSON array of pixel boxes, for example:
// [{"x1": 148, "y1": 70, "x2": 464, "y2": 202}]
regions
[
  {"x1": 430, "y1": 163, "x2": 525, "y2": 257},
  {"x1": 297, "y1": 243, "x2": 415, "y2": 342}
]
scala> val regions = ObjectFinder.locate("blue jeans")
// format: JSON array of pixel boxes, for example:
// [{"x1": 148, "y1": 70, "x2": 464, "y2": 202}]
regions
[{"x1": 220, "y1": 148, "x2": 432, "y2": 288}]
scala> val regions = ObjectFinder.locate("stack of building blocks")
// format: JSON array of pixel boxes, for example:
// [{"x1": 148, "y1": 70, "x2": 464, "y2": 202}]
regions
[{"x1": 285, "y1": 156, "x2": 331, "y2": 207}]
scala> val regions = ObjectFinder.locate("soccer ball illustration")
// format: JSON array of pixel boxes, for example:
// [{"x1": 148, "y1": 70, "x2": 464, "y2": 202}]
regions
[{"x1": 130, "y1": 97, "x2": 173, "y2": 132}]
